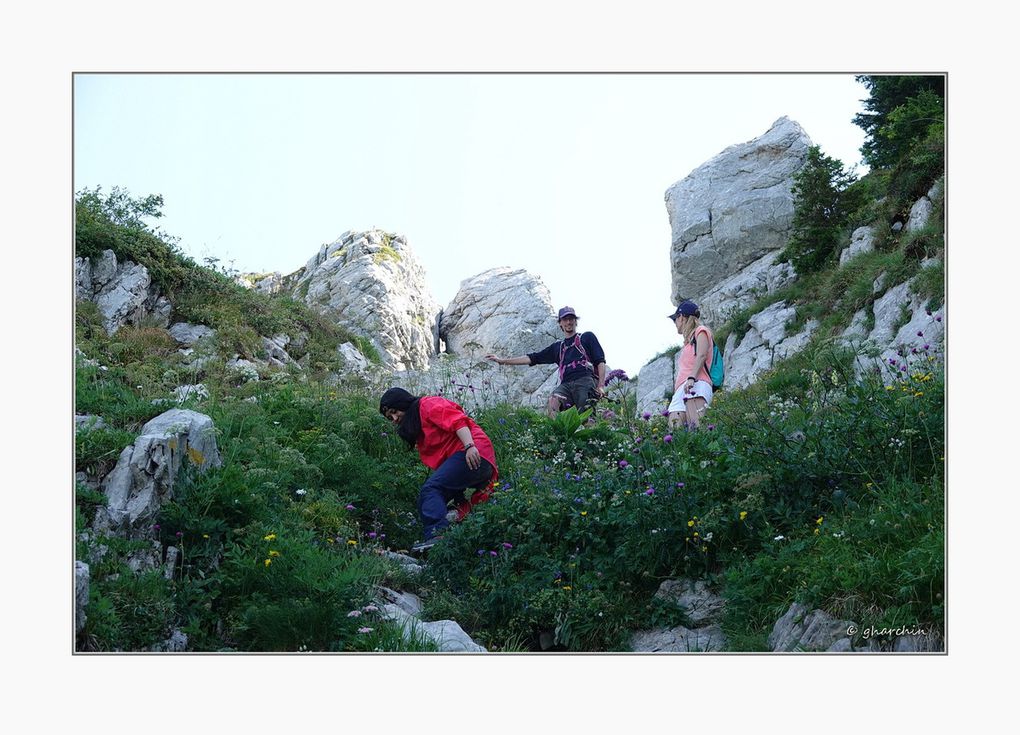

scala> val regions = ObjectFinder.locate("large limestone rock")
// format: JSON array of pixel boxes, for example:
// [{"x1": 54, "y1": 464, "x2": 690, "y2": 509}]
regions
[
  {"x1": 723, "y1": 301, "x2": 819, "y2": 389},
  {"x1": 75, "y1": 561, "x2": 90, "y2": 635},
  {"x1": 839, "y1": 226, "x2": 877, "y2": 266},
  {"x1": 438, "y1": 267, "x2": 563, "y2": 399},
  {"x1": 631, "y1": 578, "x2": 728, "y2": 652},
  {"x1": 99, "y1": 409, "x2": 221, "y2": 531},
  {"x1": 666, "y1": 117, "x2": 812, "y2": 320},
  {"x1": 635, "y1": 354, "x2": 675, "y2": 417},
  {"x1": 76, "y1": 250, "x2": 172, "y2": 334},
  {"x1": 842, "y1": 274, "x2": 945, "y2": 377},
  {"x1": 700, "y1": 250, "x2": 797, "y2": 321},
  {"x1": 288, "y1": 230, "x2": 440, "y2": 371}
]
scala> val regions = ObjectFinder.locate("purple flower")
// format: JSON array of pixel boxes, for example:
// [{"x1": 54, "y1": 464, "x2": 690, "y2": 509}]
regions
[
  {"x1": 707, "y1": 424, "x2": 716, "y2": 431},
  {"x1": 644, "y1": 488, "x2": 655, "y2": 496},
  {"x1": 663, "y1": 434, "x2": 673, "y2": 443},
  {"x1": 490, "y1": 550, "x2": 498, "y2": 557},
  {"x1": 925, "y1": 308, "x2": 932, "y2": 316},
  {"x1": 642, "y1": 411, "x2": 651, "y2": 420},
  {"x1": 618, "y1": 460, "x2": 629, "y2": 469},
  {"x1": 923, "y1": 344, "x2": 930, "y2": 350},
  {"x1": 661, "y1": 410, "x2": 669, "y2": 417},
  {"x1": 368, "y1": 532, "x2": 377, "y2": 539},
  {"x1": 345, "y1": 504, "x2": 355, "y2": 511},
  {"x1": 152, "y1": 524, "x2": 161, "y2": 531},
  {"x1": 175, "y1": 531, "x2": 184, "y2": 538},
  {"x1": 605, "y1": 369, "x2": 629, "y2": 384},
  {"x1": 676, "y1": 482, "x2": 685, "y2": 488},
  {"x1": 477, "y1": 549, "x2": 486, "y2": 556},
  {"x1": 502, "y1": 542, "x2": 513, "y2": 549},
  {"x1": 917, "y1": 331, "x2": 924, "y2": 337},
  {"x1": 935, "y1": 315, "x2": 942, "y2": 322}
]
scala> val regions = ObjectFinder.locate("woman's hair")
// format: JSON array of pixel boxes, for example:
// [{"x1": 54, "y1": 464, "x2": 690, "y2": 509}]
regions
[
  {"x1": 680, "y1": 314, "x2": 702, "y2": 345},
  {"x1": 379, "y1": 387, "x2": 423, "y2": 447}
]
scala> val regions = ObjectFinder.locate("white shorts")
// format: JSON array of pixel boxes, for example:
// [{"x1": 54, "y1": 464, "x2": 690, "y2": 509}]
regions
[{"x1": 667, "y1": 380, "x2": 714, "y2": 414}]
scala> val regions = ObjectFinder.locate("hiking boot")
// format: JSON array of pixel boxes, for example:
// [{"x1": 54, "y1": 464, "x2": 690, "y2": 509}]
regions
[{"x1": 410, "y1": 537, "x2": 440, "y2": 554}]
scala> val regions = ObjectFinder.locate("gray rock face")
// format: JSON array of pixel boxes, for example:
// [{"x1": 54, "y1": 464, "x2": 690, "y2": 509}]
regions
[
  {"x1": 906, "y1": 195, "x2": 933, "y2": 232},
  {"x1": 768, "y1": 602, "x2": 877, "y2": 652},
  {"x1": 76, "y1": 250, "x2": 170, "y2": 334},
  {"x1": 666, "y1": 117, "x2": 812, "y2": 305},
  {"x1": 723, "y1": 301, "x2": 819, "y2": 389},
  {"x1": 379, "y1": 601, "x2": 486, "y2": 653},
  {"x1": 636, "y1": 354, "x2": 675, "y2": 417},
  {"x1": 631, "y1": 577, "x2": 728, "y2": 652},
  {"x1": 654, "y1": 579, "x2": 727, "y2": 626},
  {"x1": 337, "y1": 342, "x2": 370, "y2": 371},
  {"x1": 840, "y1": 226, "x2": 877, "y2": 265},
  {"x1": 99, "y1": 409, "x2": 221, "y2": 530},
  {"x1": 841, "y1": 274, "x2": 945, "y2": 378},
  {"x1": 700, "y1": 250, "x2": 797, "y2": 323},
  {"x1": 75, "y1": 561, "x2": 90, "y2": 635},
  {"x1": 75, "y1": 414, "x2": 108, "y2": 432},
  {"x1": 289, "y1": 230, "x2": 440, "y2": 371},
  {"x1": 439, "y1": 267, "x2": 564, "y2": 399},
  {"x1": 168, "y1": 322, "x2": 216, "y2": 346},
  {"x1": 631, "y1": 624, "x2": 727, "y2": 653}
]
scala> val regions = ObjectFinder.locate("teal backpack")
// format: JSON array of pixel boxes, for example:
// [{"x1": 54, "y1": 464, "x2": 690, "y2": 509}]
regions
[{"x1": 693, "y1": 329, "x2": 725, "y2": 390}]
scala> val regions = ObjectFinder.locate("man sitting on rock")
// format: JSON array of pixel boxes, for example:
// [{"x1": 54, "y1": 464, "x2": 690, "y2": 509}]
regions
[{"x1": 486, "y1": 306, "x2": 607, "y2": 418}]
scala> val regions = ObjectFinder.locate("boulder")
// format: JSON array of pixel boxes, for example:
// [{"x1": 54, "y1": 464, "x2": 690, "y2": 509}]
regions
[
  {"x1": 666, "y1": 117, "x2": 812, "y2": 305},
  {"x1": 631, "y1": 624, "x2": 727, "y2": 653},
  {"x1": 288, "y1": 230, "x2": 440, "y2": 371},
  {"x1": 379, "y1": 603, "x2": 486, "y2": 652},
  {"x1": 75, "y1": 414, "x2": 108, "y2": 432},
  {"x1": 906, "y1": 195, "x2": 933, "y2": 233},
  {"x1": 840, "y1": 226, "x2": 877, "y2": 265},
  {"x1": 653, "y1": 579, "x2": 726, "y2": 626},
  {"x1": 168, "y1": 322, "x2": 216, "y2": 346},
  {"x1": 768, "y1": 602, "x2": 877, "y2": 652},
  {"x1": 76, "y1": 250, "x2": 169, "y2": 335},
  {"x1": 338, "y1": 342, "x2": 370, "y2": 371},
  {"x1": 99, "y1": 409, "x2": 221, "y2": 531}
]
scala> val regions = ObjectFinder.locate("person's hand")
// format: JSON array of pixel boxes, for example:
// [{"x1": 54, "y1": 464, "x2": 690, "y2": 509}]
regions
[
  {"x1": 465, "y1": 445, "x2": 481, "y2": 470},
  {"x1": 484, "y1": 354, "x2": 501, "y2": 364},
  {"x1": 595, "y1": 385, "x2": 606, "y2": 398}
]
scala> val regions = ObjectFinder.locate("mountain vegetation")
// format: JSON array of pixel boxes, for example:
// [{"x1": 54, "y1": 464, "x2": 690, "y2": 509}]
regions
[{"x1": 75, "y1": 77, "x2": 945, "y2": 652}]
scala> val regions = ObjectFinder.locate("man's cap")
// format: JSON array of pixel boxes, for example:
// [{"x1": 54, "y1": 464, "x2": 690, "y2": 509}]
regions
[
  {"x1": 668, "y1": 300, "x2": 700, "y2": 320},
  {"x1": 558, "y1": 306, "x2": 578, "y2": 320}
]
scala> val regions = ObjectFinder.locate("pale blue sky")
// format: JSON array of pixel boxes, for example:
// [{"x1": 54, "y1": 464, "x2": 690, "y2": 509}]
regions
[{"x1": 74, "y1": 73, "x2": 868, "y2": 375}]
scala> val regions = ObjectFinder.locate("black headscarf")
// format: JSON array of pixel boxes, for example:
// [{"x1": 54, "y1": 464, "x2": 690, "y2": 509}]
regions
[{"x1": 379, "y1": 387, "x2": 423, "y2": 447}]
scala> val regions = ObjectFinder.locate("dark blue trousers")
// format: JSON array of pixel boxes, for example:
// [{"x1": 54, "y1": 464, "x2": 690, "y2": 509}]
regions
[{"x1": 419, "y1": 452, "x2": 494, "y2": 539}]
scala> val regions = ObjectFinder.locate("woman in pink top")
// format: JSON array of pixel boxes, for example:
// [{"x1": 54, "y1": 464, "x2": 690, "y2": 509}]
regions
[{"x1": 666, "y1": 300, "x2": 715, "y2": 430}]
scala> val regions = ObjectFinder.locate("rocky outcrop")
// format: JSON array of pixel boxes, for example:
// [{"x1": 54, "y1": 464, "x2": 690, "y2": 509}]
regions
[
  {"x1": 375, "y1": 585, "x2": 486, "y2": 653},
  {"x1": 435, "y1": 267, "x2": 564, "y2": 402},
  {"x1": 76, "y1": 250, "x2": 172, "y2": 334},
  {"x1": 288, "y1": 230, "x2": 440, "y2": 371},
  {"x1": 666, "y1": 117, "x2": 812, "y2": 322},
  {"x1": 700, "y1": 250, "x2": 797, "y2": 321},
  {"x1": 722, "y1": 301, "x2": 819, "y2": 389},
  {"x1": 839, "y1": 226, "x2": 877, "y2": 265},
  {"x1": 635, "y1": 354, "x2": 674, "y2": 417},
  {"x1": 842, "y1": 276, "x2": 944, "y2": 377},
  {"x1": 631, "y1": 578, "x2": 728, "y2": 652},
  {"x1": 768, "y1": 602, "x2": 878, "y2": 652},
  {"x1": 98, "y1": 409, "x2": 221, "y2": 532}
]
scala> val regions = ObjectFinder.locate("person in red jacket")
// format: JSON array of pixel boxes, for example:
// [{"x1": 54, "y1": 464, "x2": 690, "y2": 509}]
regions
[{"x1": 379, "y1": 387, "x2": 498, "y2": 552}]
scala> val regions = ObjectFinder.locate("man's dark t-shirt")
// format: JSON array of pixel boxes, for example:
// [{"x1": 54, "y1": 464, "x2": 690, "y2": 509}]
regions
[{"x1": 527, "y1": 332, "x2": 606, "y2": 384}]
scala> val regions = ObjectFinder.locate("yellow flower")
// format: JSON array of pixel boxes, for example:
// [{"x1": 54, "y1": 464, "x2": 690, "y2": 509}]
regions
[
  {"x1": 562, "y1": 586, "x2": 572, "y2": 591},
  {"x1": 268, "y1": 550, "x2": 281, "y2": 557},
  {"x1": 554, "y1": 578, "x2": 562, "y2": 584},
  {"x1": 816, "y1": 516, "x2": 824, "y2": 525},
  {"x1": 326, "y1": 538, "x2": 335, "y2": 544},
  {"x1": 347, "y1": 540, "x2": 357, "y2": 546},
  {"x1": 263, "y1": 533, "x2": 277, "y2": 541},
  {"x1": 687, "y1": 520, "x2": 695, "y2": 527},
  {"x1": 264, "y1": 558, "x2": 272, "y2": 567},
  {"x1": 914, "y1": 391, "x2": 924, "y2": 397},
  {"x1": 581, "y1": 511, "x2": 587, "y2": 516},
  {"x1": 202, "y1": 534, "x2": 210, "y2": 539},
  {"x1": 701, "y1": 546, "x2": 708, "y2": 553},
  {"x1": 739, "y1": 511, "x2": 747, "y2": 521},
  {"x1": 885, "y1": 386, "x2": 894, "y2": 391},
  {"x1": 813, "y1": 529, "x2": 820, "y2": 535}
]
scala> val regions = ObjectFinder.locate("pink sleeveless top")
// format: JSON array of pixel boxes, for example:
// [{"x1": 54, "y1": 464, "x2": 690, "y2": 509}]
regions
[{"x1": 674, "y1": 326, "x2": 714, "y2": 391}]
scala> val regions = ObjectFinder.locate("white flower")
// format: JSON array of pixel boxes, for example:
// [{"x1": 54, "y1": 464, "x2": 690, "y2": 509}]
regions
[
  {"x1": 774, "y1": 535, "x2": 785, "y2": 541},
  {"x1": 295, "y1": 488, "x2": 307, "y2": 496},
  {"x1": 346, "y1": 610, "x2": 362, "y2": 618}
]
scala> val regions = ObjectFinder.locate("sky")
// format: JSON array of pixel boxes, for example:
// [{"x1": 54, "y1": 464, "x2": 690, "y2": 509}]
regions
[{"x1": 73, "y1": 73, "x2": 869, "y2": 375}]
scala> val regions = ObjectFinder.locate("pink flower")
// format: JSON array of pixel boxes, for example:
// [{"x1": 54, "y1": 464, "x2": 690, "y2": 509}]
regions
[
  {"x1": 358, "y1": 627, "x2": 374, "y2": 634},
  {"x1": 663, "y1": 434, "x2": 673, "y2": 443}
]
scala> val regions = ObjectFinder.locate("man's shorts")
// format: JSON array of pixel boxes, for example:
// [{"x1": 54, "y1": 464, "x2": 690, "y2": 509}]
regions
[{"x1": 552, "y1": 375, "x2": 598, "y2": 411}]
